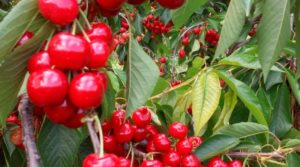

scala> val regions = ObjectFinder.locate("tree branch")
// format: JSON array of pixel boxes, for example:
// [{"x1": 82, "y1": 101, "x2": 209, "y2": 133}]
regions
[
  {"x1": 86, "y1": 121, "x2": 100, "y2": 154},
  {"x1": 227, "y1": 151, "x2": 285, "y2": 159},
  {"x1": 18, "y1": 94, "x2": 41, "y2": 167}
]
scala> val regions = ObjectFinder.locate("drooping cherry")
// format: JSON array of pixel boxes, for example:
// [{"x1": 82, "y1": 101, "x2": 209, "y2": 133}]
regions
[
  {"x1": 132, "y1": 107, "x2": 152, "y2": 128},
  {"x1": 176, "y1": 139, "x2": 193, "y2": 156},
  {"x1": 96, "y1": 0, "x2": 126, "y2": 11},
  {"x1": 103, "y1": 135, "x2": 118, "y2": 152},
  {"x1": 228, "y1": 160, "x2": 243, "y2": 167},
  {"x1": 63, "y1": 109, "x2": 85, "y2": 128},
  {"x1": 88, "y1": 39, "x2": 111, "y2": 69},
  {"x1": 86, "y1": 23, "x2": 113, "y2": 44},
  {"x1": 82, "y1": 153, "x2": 120, "y2": 167},
  {"x1": 119, "y1": 157, "x2": 131, "y2": 167},
  {"x1": 153, "y1": 133, "x2": 171, "y2": 152},
  {"x1": 208, "y1": 157, "x2": 228, "y2": 167},
  {"x1": 45, "y1": 100, "x2": 76, "y2": 124},
  {"x1": 182, "y1": 154, "x2": 200, "y2": 167},
  {"x1": 157, "y1": 0, "x2": 185, "y2": 9},
  {"x1": 168, "y1": 122, "x2": 188, "y2": 139},
  {"x1": 141, "y1": 160, "x2": 163, "y2": 167},
  {"x1": 163, "y1": 151, "x2": 181, "y2": 167},
  {"x1": 27, "y1": 51, "x2": 51, "y2": 74},
  {"x1": 114, "y1": 123, "x2": 135, "y2": 143},
  {"x1": 111, "y1": 109, "x2": 126, "y2": 129}
]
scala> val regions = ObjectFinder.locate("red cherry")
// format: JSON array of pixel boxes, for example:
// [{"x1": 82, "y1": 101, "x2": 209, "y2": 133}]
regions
[
  {"x1": 27, "y1": 69, "x2": 68, "y2": 107},
  {"x1": 102, "y1": 120, "x2": 112, "y2": 133},
  {"x1": 132, "y1": 107, "x2": 152, "y2": 128},
  {"x1": 115, "y1": 123, "x2": 135, "y2": 143},
  {"x1": 145, "y1": 124, "x2": 158, "y2": 140},
  {"x1": 111, "y1": 109, "x2": 126, "y2": 129},
  {"x1": 182, "y1": 37, "x2": 189, "y2": 46},
  {"x1": 45, "y1": 100, "x2": 76, "y2": 124},
  {"x1": 86, "y1": 23, "x2": 113, "y2": 44},
  {"x1": 6, "y1": 114, "x2": 20, "y2": 125},
  {"x1": 133, "y1": 127, "x2": 147, "y2": 142},
  {"x1": 168, "y1": 122, "x2": 188, "y2": 139},
  {"x1": 176, "y1": 139, "x2": 193, "y2": 156},
  {"x1": 194, "y1": 27, "x2": 202, "y2": 35},
  {"x1": 179, "y1": 49, "x2": 186, "y2": 58},
  {"x1": 63, "y1": 109, "x2": 85, "y2": 128},
  {"x1": 188, "y1": 136, "x2": 203, "y2": 149},
  {"x1": 182, "y1": 154, "x2": 200, "y2": 167},
  {"x1": 69, "y1": 72, "x2": 105, "y2": 109},
  {"x1": 48, "y1": 32, "x2": 89, "y2": 70},
  {"x1": 99, "y1": 7, "x2": 120, "y2": 17},
  {"x1": 208, "y1": 157, "x2": 228, "y2": 167},
  {"x1": 15, "y1": 31, "x2": 34, "y2": 48},
  {"x1": 27, "y1": 51, "x2": 51, "y2": 74},
  {"x1": 171, "y1": 80, "x2": 182, "y2": 87},
  {"x1": 82, "y1": 153, "x2": 120, "y2": 167},
  {"x1": 157, "y1": 0, "x2": 185, "y2": 9},
  {"x1": 96, "y1": 0, "x2": 126, "y2": 10},
  {"x1": 160, "y1": 57, "x2": 167, "y2": 64},
  {"x1": 141, "y1": 160, "x2": 163, "y2": 167},
  {"x1": 103, "y1": 135, "x2": 118, "y2": 152},
  {"x1": 205, "y1": 29, "x2": 220, "y2": 45},
  {"x1": 220, "y1": 80, "x2": 225, "y2": 87},
  {"x1": 153, "y1": 133, "x2": 171, "y2": 152},
  {"x1": 187, "y1": 105, "x2": 192, "y2": 114},
  {"x1": 88, "y1": 39, "x2": 111, "y2": 69},
  {"x1": 127, "y1": 0, "x2": 146, "y2": 5},
  {"x1": 119, "y1": 157, "x2": 131, "y2": 167},
  {"x1": 163, "y1": 151, "x2": 181, "y2": 167},
  {"x1": 10, "y1": 127, "x2": 24, "y2": 149},
  {"x1": 93, "y1": 71, "x2": 108, "y2": 91},
  {"x1": 228, "y1": 160, "x2": 243, "y2": 167},
  {"x1": 146, "y1": 140, "x2": 157, "y2": 152},
  {"x1": 38, "y1": 0, "x2": 79, "y2": 26}
]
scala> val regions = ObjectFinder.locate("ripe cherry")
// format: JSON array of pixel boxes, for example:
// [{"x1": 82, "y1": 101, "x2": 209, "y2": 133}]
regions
[
  {"x1": 128, "y1": 0, "x2": 146, "y2": 5},
  {"x1": 88, "y1": 39, "x2": 111, "y2": 69},
  {"x1": 45, "y1": 100, "x2": 76, "y2": 124},
  {"x1": 99, "y1": 7, "x2": 120, "y2": 18},
  {"x1": 27, "y1": 69, "x2": 68, "y2": 107},
  {"x1": 15, "y1": 31, "x2": 33, "y2": 48},
  {"x1": 133, "y1": 126, "x2": 147, "y2": 142},
  {"x1": 208, "y1": 157, "x2": 228, "y2": 167},
  {"x1": 141, "y1": 160, "x2": 163, "y2": 167},
  {"x1": 83, "y1": 153, "x2": 120, "y2": 167},
  {"x1": 10, "y1": 127, "x2": 24, "y2": 149},
  {"x1": 182, "y1": 37, "x2": 189, "y2": 46},
  {"x1": 119, "y1": 157, "x2": 131, "y2": 167},
  {"x1": 176, "y1": 139, "x2": 193, "y2": 156},
  {"x1": 94, "y1": 71, "x2": 108, "y2": 91},
  {"x1": 102, "y1": 120, "x2": 112, "y2": 133},
  {"x1": 115, "y1": 123, "x2": 135, "y2": 143},
  {"x1": 168, "y1": 122, "x2": 188, "y2": 139},
  {"x1": 182, "y1": 154, "x2": 200, "y2": 167},
  {"x1": 228, "y1": 160, "x2": 243, "y2": 167},
  {"x1": 69, "y1": 72, "x2": 105, "y2": 109},
  {"x1": 86, "y1": 23, "x2": 113, "y2": 45},
  {"x1": 63, "y1": 109, "x2": 85, "y2": 128},
  {"x1": 111, "y1": 109, "x2": 126, "y2": 129},
  {"x1": 171, "y1": 80, "x2": 182, "y2": 87},
  {"x1": 188, "y1": 136, "x2": 203, "y2": 149},
  {"x1": 157, "y1": 0, "x2": 185, "y2": 9},
  {"x1": 48, "y1": 32, "x2": 89, "y2": 70},
  {"x1": 194, "y1": 27, "x2": 202, "y2": 35},
  {"x1": 160, "y1": 57, "x2": 167, "y2": 64},
  {"x1": 132, "y1": 107, "x2": 152, "y2": 128},
  {"x1": 146, "y1": 140, "x2": 157, "y2": 152},
  {"x1": 96, "y1": 0, "x2": 126, "y2": 11},
  {"x1": 103, "y1": 135, "x2": 117, "y2": 152},
  {"x1": 27, "y1": 51, "x2": 51, "y2": 74},
  {"x1": 179, "y1": 49, "x2": 186, "y2": 58},
  {"x1": 145, "y1": 124, "x2": 158, "y2": 140},
  {"x1": 163, "y1": 151, "x2": 181, "y2": 167},
  {"x1": 153, "y1": 133, "x2": 171, "y2": 152},
  {"x1": 38, "y1": 0, "x2": 79, "y2": 26}
]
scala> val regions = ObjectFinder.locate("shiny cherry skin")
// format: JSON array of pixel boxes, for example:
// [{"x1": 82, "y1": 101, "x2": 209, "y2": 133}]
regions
[
  {"x1": 179, "y1": 49, "x2": 186, "y2": 58},
  {"x1": 99, "y1": 7, "x2": 120, "y2": 18},
  {"x1": 88, "y1": 39, "x2": 111, "y2": 69},
  {"x1": 38, "y1": 0, "x2": 79, "y2": 26},
  {"x1": 119, "y1": 157, "x2": 131, "y2": 167},
  {"x1": 146, "y1": 140, "x2": 157, "y2": 152},
  {"x1": 153, "y1": 133, "x2": 171, "y2": 152},
  {"x1": 15, "y1": 31, "x2": 34, "y2": 48},
  {"x1": 44, "y1": 100, "x2": 76, "y2": 124},
  {"x1": 145, "y1": 124, "x2": 159, "y2": 140},
  {"x1": 133, "y1": 126, "x2": 147, "y2": 142},
  {"x1": 176, "y1": 139, "x2": 193, "y2": 156},
  {"x1": 86, "y1": 23, "x2": 113, "y2": 44},
  {"x1": 160, "y1": 57, "x2": 167, "y2": 64},
  {"x1": 82, "y1": 153, "x2": 120, "y2": 167},
  {"x1": 127, "y1": 0, "x2": 146, "y2": 5},
  {"x1": 94, "y1": 71, "x2": 108, "y2": 91},
  {"x1": 157, "y1": 0, "x2": 185, "y2": 9},
  {"x1": 103, "y1": 135, "x2": 117, "y2": 152},
  {"x1": 10, "y1": 127, "x2": 24, "y2": 149},
  {"x1": 182, "y1": 154, "x2": 200, "y2": 167},
  {"x1": 189, "y1": 136, "x2": 203, "y2": 149},
  {"x1": 163, "y1": 151, "x2": 181, "y2": 167},
  {"x1": 69, "y1": 72, "x2": 105, "y2": 109},
  {"x1": 111, "y1": 109, "x2": 126, "y2": 129},
  {"x1": 208, "y1": 157, "x2": 228, "y2": 167},
  {"x1": 63, "y1": 109, "x2": 85, "y2": 128},
  {"x1": 228, "y1": 160, "x2": 243, "y2": 167},
  {"x1": 96, "y1": 0, "x2": 126, "y2": 11},
  {"x1": 115, "y1": 123, "x2": 135, "y2": 143},
  {"x1": 102, "y1": 120, "x2": 112, "y2": 133},
  {"x1": 27, "y1": 51, "x2": 51, "y2": 74},
  {"x1": 27, "y1": 69, "x2": 68, "y2": 107},
  {"x1": 168, "y1": 122, "x2": 188, "y2": 139},
  {"x1": 141, "y1": 160, "x2": 163, "y2": 167},
  {"x1": 132, "y1": 107, "x2": 152, "y2": 128},
  {"x1": 48, "y1": 32, "x2": 89, "y2": 70}
]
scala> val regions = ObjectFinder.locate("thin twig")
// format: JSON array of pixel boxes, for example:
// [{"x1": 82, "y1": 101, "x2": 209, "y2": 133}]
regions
[
  {"x1": 227, "y1": 151, "x2": 285, "y2": 159},
  {"x1": 86, "y1": 121, "x2": 100, "y2": 154}
]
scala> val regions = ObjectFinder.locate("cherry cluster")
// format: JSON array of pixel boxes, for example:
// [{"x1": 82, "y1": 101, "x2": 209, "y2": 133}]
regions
[
  {"x1": 142, "y1": 15, "x2": 173, "y2": 39},
  {"x1": 114, "y1": 20, "x2": 130, "y2": 46},
  {"x1": 204, "y1": 29, "x2": 220, "y2": 47}
]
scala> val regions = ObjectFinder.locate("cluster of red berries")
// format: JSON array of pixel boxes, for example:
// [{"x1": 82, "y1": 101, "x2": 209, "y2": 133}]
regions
[
  {"x1": 142, "y1": 15, "x2": 173, "y2": 39},
  {"x1": 204, "y1": 29, "x2": 220, "y2": 47},
  {"x1": 26, "y1": 22, "x2": 114, "y2": 128},
  {"x1": 114, "y1": 20, "x2": 130, "y2": 46}
]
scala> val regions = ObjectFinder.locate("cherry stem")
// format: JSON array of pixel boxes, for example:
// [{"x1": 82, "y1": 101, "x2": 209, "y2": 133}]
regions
[
  {"x1": 86, "y1": 120, "x2": 101, "y2": 154},
  {"x1": 71, "y1": 21, "x2": 77, "y2": 35},
  {"x1": 94, "y1": 114, "x2": 104, "y2": 157},
  {"x1": 18, "y1": 93, "x2": 41, "y2": 167},
  {"x1": 79, "y1": 8, "x2": 92, "y2": 30},
  {"x1": 44, "y1": 29, "x2": 55, "y2": 51},
  {"x1": 130, "y1": 144, "x2": 134, "y2": 167},
  {"x1": 75, "y1": 19, "x2": 91, "y2": 43}
]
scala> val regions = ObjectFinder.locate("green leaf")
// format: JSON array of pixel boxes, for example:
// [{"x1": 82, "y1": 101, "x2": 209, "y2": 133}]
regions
[
  {"x1": 282, "y1": 139, "x2": 300, "y2": 148},
  {"x1": 257, "y1": 0, "x2": 290, "y2": 79},
  {"x1": 192, "y1": 70, "x2": 221, "y2": 135},
  {"x1": 213, "y1": 90, "x2": 237, "y2": 131},
  {"x1": 286, "y1": 70, "x2": 300, "y2": 105},
  {"x1": 0, "y1": 22, "x2": 54, "y2": 127},
  {"x1": 287, "y1": 153, "x2": 300, "y2": 167},
  {"x1": 257, "y1": 88, "x2": 273, "y2": 123},
  {"x1": 294, "y1": 1, "x2": 300, "y2": 79},
  {"x1": 126, "y1": 39, "x2": 160, "y2": 117},
  {"x1": 215, "y1": 122, "x2": 269, "y2": 138},
  {"x1": 214, "y1": 0, "x2": 246, "y2": 59},
  {"x1": 194, "y1": 135, "x2": 240, "y2": 161},
  {"x1": 171, "y1": 0, "x2": 207, "y2": 29},
  {"x1": 216, "y1": 70, "x2": 268, "y2": 125},
  {"x1": 269, "y1": 83, "x2": 292, "y2": 138},
  {"x1": 38, "y1": 120, "x2": 83, "y2": 167}
]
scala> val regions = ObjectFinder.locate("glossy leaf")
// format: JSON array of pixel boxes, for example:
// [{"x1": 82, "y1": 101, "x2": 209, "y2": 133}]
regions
[
  {"x1": 295, "y1": 2, "x2": 300, "y2": 79},
  {"x1": 192, "y1": 70, "x2": 221, "y2": 135},
  {"x1": 286, "y1": 70, "x2": 300, "y2": 105},
  {"x1": 257, "y1": 0, "x2": 290, "y2": 79},
  {"x1": 287, "y1": 153, "x2": 300, "y2": 167}
]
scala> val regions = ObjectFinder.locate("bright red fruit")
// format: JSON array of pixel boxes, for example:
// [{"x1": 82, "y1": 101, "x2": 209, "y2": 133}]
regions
[
  {"x1": 63, "y1": 109, "x2": 85, "y2": 128},
  {"x1": 182, "y1": 154, "x2": 200, "y2": 167},
  {"x1": 48, "y1": 32, "x2": 89, "y2": 70},
  {"x1": 179, "y1": 49, "x2": 186, "y2": 58},
  {"x1": 208, "y1": 157, "x2": 228, "y2": 167},
  {"x1": 38, "y1": 0, "x2": 78, "y2": 26},
  {"x1": 228, "y1": 160, "x2": 243, "y2": 167},
  {"x1": 168, "y1": 122, "x2": 188, "y2": 139},
  {"x1": 194, "y1": 27, "x2": 202, "y2": 35},
  {"x1": 119, "y1": 157, "x2": 131, "y2": 167},
  {"x1": 27, "y1": 69, "x2": 68, "y2": 107},
  {"x1": 141, "y1": 160, "x2": 163, "y2": 167},
  {"x1": 133, "y1": 127, "x2": 147, "y2": 142},
  {"x1": 99, "y1": 7, "x2": 120, "y2": 18},
  {"x1": 188, "y1": 136, "x2": 203, "y2": 149},
  {"x1": 157, "y1": 0, "x2": 185, "y2": 9},
  {"x1": 132, "y1": 107, "x2": 152, "y2": 128},
  {"x1": 45, "y1": 100, "x2": 76, "y2": 124},
  {"x1": 176, "y1": 139, "x2": 193, "y2": 155},
  {"x1": 94, "y1": 72, "x2": 108, "y2": 91},
  {"x1": 111, "y1": 109, "x2": 126, "y2": 129},
  {"x1": 182, "y1": 37, "x2": 189, "y2": 46},
  {"x1": 160, "y1": 57, "x2": 167, "y2": 64},
  {"x1": 88, "y1": 39, "x2": 111, "y2": 68},
  {"x1": 205, "y1": 29, "x2": 220, "y2": 46},
  {"x1": 96, "y1": 0, "x2": 126, "y2": 10},
  {"x1": 27, "y1": 51, "x2": 51, "y2": 74},
  {"x1": 163, "y1": 151, "x2": 181, "y2": 167},
  {"x1": 103, "y1": 135, "x2": 117, "y2": 152},
  {"x1": 115, "y1": 123, "x2": 135, "y2": 143},
  {"x1": 10, "y1": 127, "x2": 24, "y2": 149},
  {"x1": 86, "y1": 23, "x2": 113, "y2": 44},
  {"x1": 146, "y1": 140, "x2": 157, "y2": 152},
  {"x1": 83, "y1": 154, "x2": 120, "y2": 167},
  {"x1": 128, "y1": 0, "x2": 146, "y2": 5},
  {"x1": 69, "y1": 72, "x2": 105, "y2": 109},
  {"x1": 102, "y1": 120, "x2": 112, "y2": 133},
  {"x1": 15, "y1": 31, "x2": 34, "y2": 48},
  {"x1": 153, "y1": 133, "x2": 171, "y2": 152}
]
